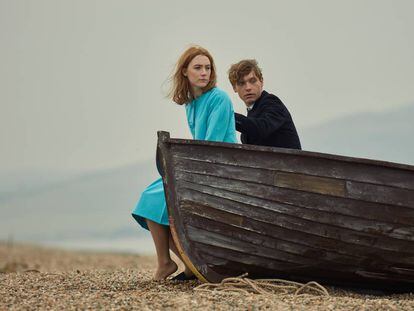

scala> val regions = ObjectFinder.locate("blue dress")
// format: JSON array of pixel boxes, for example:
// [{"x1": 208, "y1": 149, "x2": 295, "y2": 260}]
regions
[{"x1": 132, "y1": 87, "x2": 237, "y2": 229}]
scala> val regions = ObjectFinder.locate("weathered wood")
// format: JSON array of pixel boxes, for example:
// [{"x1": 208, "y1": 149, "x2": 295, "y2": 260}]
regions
[
  {"x1": 184, "y1": 213, "x2": 368, "y2": 268},
  {"x1": 176, "y1": 174, "x2": 414, "y2": 244},
  {"x1": 274, "y1": 172, "x2": 346, "y2": 196},
  {"x1": 173, "y1": 158, "x2": 414, "y2": 208},
  {"x1": 178, "y1": 195, "x2": 414, "y2": 262},
  {"x1": 346, "y1": 181, "x2": 414, "y2": 207},
  {"x1": 188, "y1": 228, "x2": 409, "y2": 282},
  {"x1": 171, "y1": 145, "x2": 414, "y2": 189},
  {"x1": 175, "y1": 170, "x2": 414, "y2": 226},
  {"x1": 156, "y1": 131, "x2": 414, "y2": 290}
]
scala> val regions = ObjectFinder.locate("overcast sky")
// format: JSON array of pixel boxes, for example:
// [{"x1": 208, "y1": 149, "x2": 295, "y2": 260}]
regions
[{"x1": 1, "y1": 0, "x2": 413, "y2": 173}]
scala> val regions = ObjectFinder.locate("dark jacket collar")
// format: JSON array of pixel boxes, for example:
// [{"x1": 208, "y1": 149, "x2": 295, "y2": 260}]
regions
[{"x1": 249, "y1": 90, "x2": 268, "y2": 113}]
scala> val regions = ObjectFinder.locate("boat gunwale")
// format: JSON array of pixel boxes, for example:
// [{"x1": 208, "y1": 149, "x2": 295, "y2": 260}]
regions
[
  {"x1": 173, "y1": 155, "x2": 414, "y2": 192},
  {"x1": 166, "y1": 137, "x2": 414, "y2": 172}
]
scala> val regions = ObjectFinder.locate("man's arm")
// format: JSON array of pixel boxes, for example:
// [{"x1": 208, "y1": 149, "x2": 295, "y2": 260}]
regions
[{"x1": 235, "y1": 102, "x2": 288, "y2": 143}]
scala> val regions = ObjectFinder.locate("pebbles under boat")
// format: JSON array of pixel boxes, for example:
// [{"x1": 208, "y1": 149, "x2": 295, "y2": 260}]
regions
[{"x1": 156, "y1": 131, "x2": 414, "y2": 290}]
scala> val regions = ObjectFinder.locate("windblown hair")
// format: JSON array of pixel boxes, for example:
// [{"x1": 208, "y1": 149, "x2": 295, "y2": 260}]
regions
[
  {"x1": 169, "y1": 46, "x2": 217, "y2": 105},
  {"x1": 228, "y1": 59, "x2": 263, "y2": 88}
]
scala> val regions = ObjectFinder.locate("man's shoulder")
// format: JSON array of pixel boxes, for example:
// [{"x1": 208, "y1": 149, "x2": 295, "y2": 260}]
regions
[
  {"x1": 257, "y1": 91, "x2": 287, "y2": 113},
  {"x1": 261, "y1": 90, "x2": 283, "y2": 105}
]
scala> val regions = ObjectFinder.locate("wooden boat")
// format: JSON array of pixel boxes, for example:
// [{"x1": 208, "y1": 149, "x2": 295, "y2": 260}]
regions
[{"x1": 156, "y1": 131, "x2": 414, "y2": 290}]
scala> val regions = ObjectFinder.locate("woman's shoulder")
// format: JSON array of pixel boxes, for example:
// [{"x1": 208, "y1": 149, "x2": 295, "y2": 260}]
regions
[
  {"x1": 209, "y1": 87, "x2": 229, "y2": 98},
  {"x1": 205, "y1": 87, "x2": 231, "y2": 103}
]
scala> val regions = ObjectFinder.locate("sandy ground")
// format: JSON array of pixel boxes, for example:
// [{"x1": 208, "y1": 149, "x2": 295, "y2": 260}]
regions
[{"x1": 1, "y1": 242, "x2": 413, "y2": 310}]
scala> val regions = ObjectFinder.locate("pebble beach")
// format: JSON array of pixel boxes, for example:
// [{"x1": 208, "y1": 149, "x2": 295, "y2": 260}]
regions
[{"x1": 1, "y1": 242, "x2": 413, "y2": 310}]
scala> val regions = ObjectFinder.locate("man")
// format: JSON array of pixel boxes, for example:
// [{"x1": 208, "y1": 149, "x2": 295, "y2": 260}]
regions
[{"x1": 228, "y1": 59, "x2": 301, "y2": 149}]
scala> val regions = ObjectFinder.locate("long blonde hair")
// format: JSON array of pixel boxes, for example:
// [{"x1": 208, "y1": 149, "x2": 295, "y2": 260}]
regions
[{"x1": 169, "y1": 46, "x2": 217, "y2": 105}]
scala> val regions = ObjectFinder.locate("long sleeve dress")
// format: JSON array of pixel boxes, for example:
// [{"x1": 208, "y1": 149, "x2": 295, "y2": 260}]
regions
[{"x1": 132, "y1": 87, "x2": 237, "y2": 230}]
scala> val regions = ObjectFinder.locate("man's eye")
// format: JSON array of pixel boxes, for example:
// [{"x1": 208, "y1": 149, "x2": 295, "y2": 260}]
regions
[{"x1": 250, "y1": 78, "x2": 257, "y2": 83}]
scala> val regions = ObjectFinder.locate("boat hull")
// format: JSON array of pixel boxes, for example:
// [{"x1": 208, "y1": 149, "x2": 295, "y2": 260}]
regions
[{"x1": 157, "y1": 132, "x2": 414, "y2": 290}]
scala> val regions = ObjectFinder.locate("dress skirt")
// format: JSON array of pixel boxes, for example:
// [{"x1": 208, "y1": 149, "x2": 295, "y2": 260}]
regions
[{"x1": 131, "y1": 177, "x2": 169, "y2": 230}]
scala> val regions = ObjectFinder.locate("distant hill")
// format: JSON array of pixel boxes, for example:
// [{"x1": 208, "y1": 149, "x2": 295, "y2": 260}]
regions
[
  {"x1": 2, "y1": 104, "x2": 413, "y2": 252},
  {"x1": 0, "y1": 160, "x2": 158, "y2": 252},
  {"x1": 300, "y1": 103, "x2": 414, "y2": 165}
]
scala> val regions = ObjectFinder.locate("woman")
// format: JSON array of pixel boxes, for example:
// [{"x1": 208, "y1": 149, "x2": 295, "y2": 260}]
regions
[{"x1": 132, "y1": 46, "x2": 237, "y2": 280}]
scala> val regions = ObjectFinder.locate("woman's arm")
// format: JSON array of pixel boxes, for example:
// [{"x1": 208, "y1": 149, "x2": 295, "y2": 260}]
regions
[{"x1": 204, "y1": 92, "x2": 234, "y2": 142}]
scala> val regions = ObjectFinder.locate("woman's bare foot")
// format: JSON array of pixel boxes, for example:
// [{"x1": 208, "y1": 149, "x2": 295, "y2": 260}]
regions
[{"x1": 153, "y1": 260, "x2": 178, "y2": 281}]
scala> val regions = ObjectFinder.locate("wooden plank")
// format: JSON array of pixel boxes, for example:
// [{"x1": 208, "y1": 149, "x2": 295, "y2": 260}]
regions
[
  {"x1": 182, "y1": 204, "x2": 414, "y2": 284},
  {"x1": 347, "y1": 181, "x2": 414, "y2": 208},
  {"x1": 174, "y1": 157, "x2": 347, "y2": 196},
  {"x1": 184, "y1": 212, "x2": 366, "y2": 268},
  {"x1": 187, "y1": 226, "x2": 414, "y2": 282},
  {"x1": 194, "y1": 250, "x2": 367, "y2": 286},
  {"x1": 169, "y1": 137, "x2": 414, "y2": 172},
  {"x1": 171, "y1": 145, "x2": 414, "y2": 189},
  {"x1": 191, "y1": 240, "x2": 304, "y2": 271},
  {"x1": 175, "y1": 170, "x2": 414, "y2": 226},
  {"x1": 275, "y1": 172, "x2": 345, "y2": 196},
  {"x1": 186, "y1": 224, "x2": 326, "y2": 267},
  {"x1": 186, "y1": 213, "x2": 414, "y2": 282},
  {"x1": 192, "y1": 242, "x2": 414, "y2": 286},
  {"x1": 176, "y1": 174, "x2": 414, "y2": 243},
  {"x1": 177, "y1": 186, "x2": 414, "y2": 259},
  {"x1": 173, "y1": 158, "x2": 414, "y2": 207},
  {"x1": 182, "y1": 181, "x2": 414, "y2": 242}
]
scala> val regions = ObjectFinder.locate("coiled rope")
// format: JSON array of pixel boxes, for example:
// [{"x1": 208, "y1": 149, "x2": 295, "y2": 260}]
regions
[{"x1": 194, "y1": 273, "x2": 329, "y2": 297}]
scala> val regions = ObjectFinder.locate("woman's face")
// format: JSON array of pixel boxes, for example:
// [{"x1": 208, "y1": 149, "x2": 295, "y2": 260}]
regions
[{"x1": 184, "y1": 55, "x2": 211, "y2": 90}]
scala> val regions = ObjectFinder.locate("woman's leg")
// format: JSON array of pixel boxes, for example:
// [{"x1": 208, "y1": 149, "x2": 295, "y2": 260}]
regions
[
  {"x1": 169, "y1": 232, "x2": 193, "y2": 276},
  {"x1": 146, "y1": 219, "x2": 177, "y2": 280}
]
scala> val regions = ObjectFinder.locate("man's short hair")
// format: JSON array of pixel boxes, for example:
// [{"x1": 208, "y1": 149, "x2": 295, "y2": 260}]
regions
[{"x1": 228, "y1": 59, "x2": 263, "y2": 88}]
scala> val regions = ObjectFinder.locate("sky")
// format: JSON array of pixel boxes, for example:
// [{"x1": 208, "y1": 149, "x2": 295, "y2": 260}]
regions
[{"x1": 1, "y1": 0, "x2": 414, "y2": 173}]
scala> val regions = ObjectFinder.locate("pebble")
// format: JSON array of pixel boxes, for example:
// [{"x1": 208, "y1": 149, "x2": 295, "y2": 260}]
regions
[{"x1": 1, "y1": 243, "x2": 413, "y2": 310}]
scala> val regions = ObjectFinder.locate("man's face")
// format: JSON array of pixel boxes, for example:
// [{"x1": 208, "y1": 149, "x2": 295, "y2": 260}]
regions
[{"x1": 233, "y1": 71, "x2": 263, "y2": 106}]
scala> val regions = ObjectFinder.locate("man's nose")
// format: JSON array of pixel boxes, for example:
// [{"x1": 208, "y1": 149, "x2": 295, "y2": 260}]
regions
[{"x1": 245, "y1": 82, "x2": 252, "y2": 90}]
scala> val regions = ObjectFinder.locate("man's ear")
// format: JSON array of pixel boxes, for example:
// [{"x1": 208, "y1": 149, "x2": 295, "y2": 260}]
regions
[{"x1": 232, "y1": 85, "x2": 238, "y2": 93}]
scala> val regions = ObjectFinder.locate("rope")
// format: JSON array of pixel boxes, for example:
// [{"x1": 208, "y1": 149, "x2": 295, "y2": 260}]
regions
[{"x1": 194, "y1": 274, "x2": 330, "y2": 297}]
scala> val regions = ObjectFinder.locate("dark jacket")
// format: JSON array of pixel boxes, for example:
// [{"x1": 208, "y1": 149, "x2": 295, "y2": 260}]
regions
[{"x1": 235, "y1": 90, "x2": 301, "y2": 149}]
